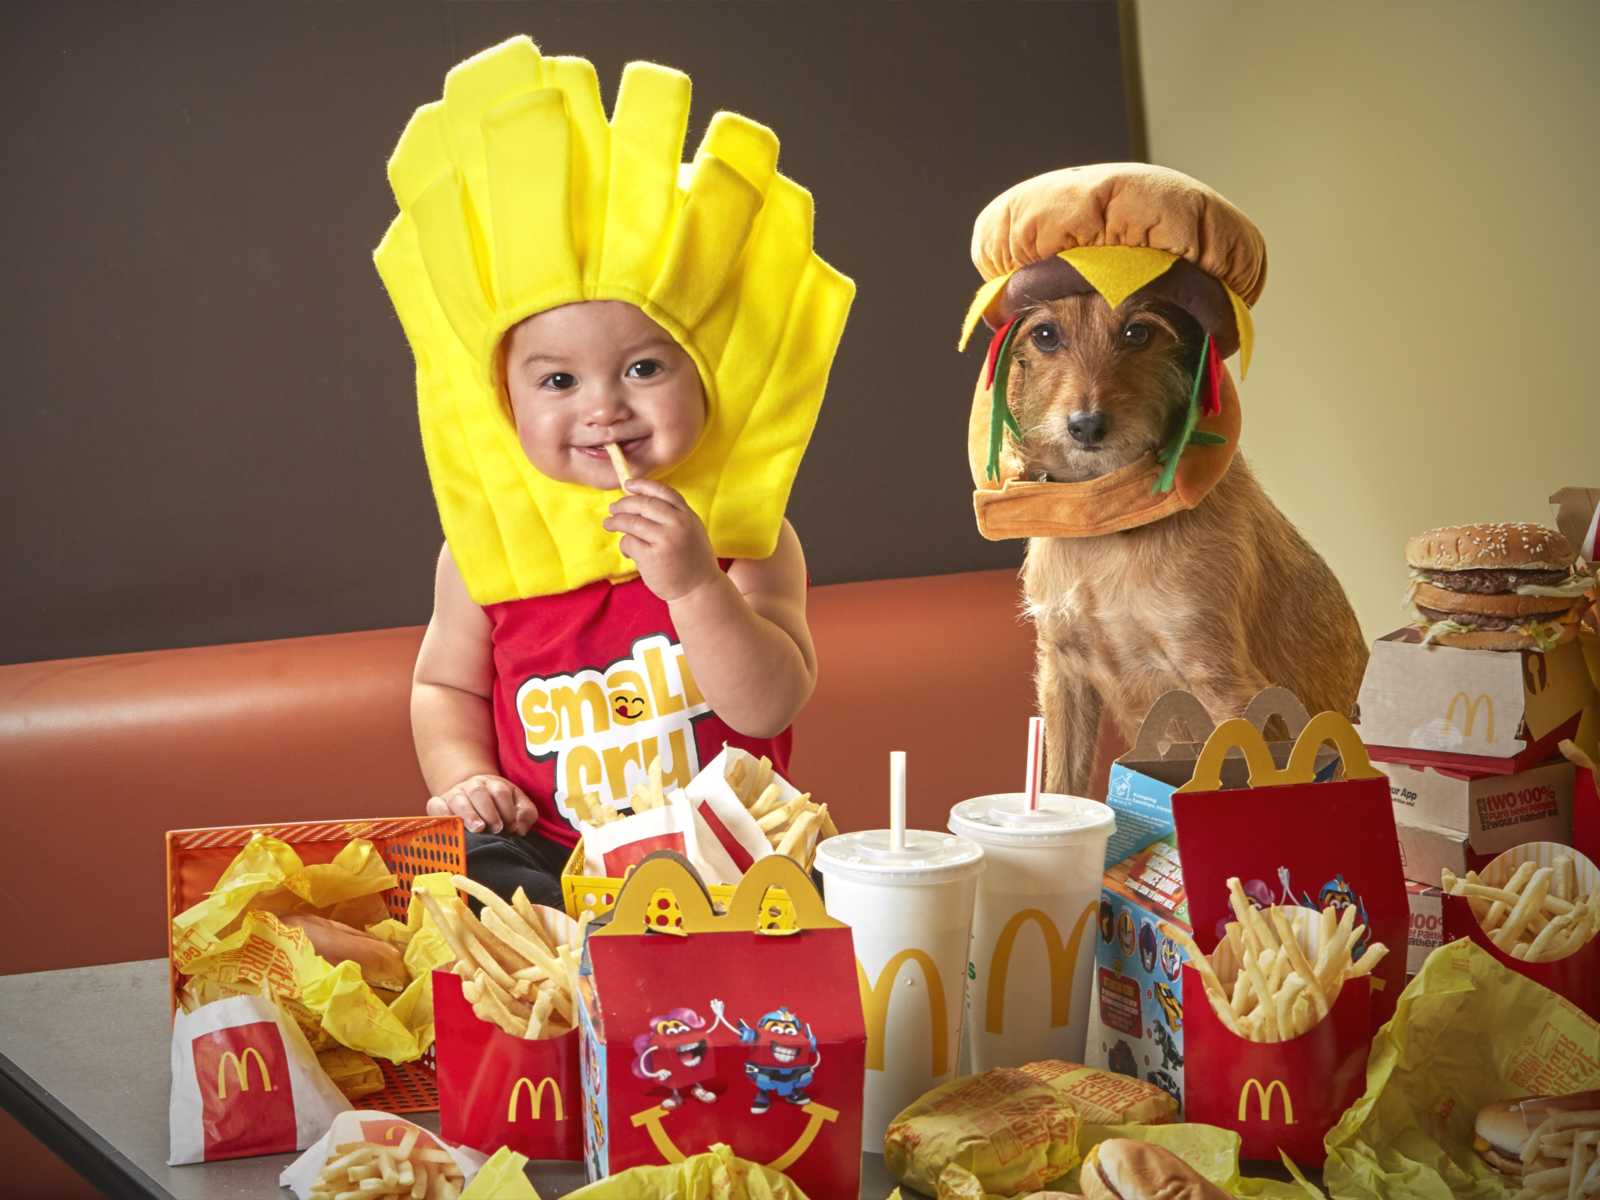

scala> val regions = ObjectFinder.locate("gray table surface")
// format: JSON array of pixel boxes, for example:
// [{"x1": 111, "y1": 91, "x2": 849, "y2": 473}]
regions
[{"x1": 0, "y1": 960, "x2": 908, "y2": 1198}]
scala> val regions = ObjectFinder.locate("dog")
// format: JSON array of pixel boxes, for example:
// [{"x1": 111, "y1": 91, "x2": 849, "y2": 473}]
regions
[{"x1": 1012, "y1": 293, "x2": 1368, "y2": 795}]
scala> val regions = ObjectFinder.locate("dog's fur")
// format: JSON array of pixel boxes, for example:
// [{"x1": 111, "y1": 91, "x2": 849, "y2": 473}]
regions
[{"x1": 1010, "y1": 295, "x2": 1368, "y2": 794}]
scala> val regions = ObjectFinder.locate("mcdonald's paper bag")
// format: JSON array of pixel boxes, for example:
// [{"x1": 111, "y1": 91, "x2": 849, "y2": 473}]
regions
[
  {"x1": 435, "y1": 969, "x2": 582, "y2": 1160},
  {"x1": 1323, "y1": 937, "x2": 1600, "y2": 1199},
  {"x1": 279, "y1": 1110, "x2": 489, "y2": 1199},
  {"x1": 1440, "y1": 841, "x2": 1600, "y2": 1019},
  {"x1": 168, "y1": 994, "x2": 350, "y2": 1164},
  {"x1": 578, "y1": 853, "x2": 864, "y2": 1199}
]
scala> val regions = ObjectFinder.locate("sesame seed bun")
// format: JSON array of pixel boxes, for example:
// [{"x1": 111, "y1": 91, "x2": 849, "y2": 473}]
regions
[
  {"x1": 1080, "y1": 1140, "x2": 1230, "y2": 1200},
  {"x1": 1405, "y1": 523, "x2": 1575, "y2": 572}
]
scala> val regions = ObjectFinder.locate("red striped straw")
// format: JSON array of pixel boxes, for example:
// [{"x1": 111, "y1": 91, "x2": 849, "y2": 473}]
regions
[{"x1": 1025, "y1": 716, "x2": 1043, "y2": 811}]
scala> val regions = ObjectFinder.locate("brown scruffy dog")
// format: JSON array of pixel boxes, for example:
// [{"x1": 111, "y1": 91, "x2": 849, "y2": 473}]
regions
[{"x1": 1014, "y1": 294, "x2": 1369, "y2": 794}]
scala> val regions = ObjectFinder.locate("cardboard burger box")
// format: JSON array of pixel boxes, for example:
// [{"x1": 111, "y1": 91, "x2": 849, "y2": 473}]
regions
[
  {"x1": 577, "y1": 852, "x2": 864, "y2": 1196},
  {"x1": 1384, "y1": 758, "x2": 1575, "y2": 885},
  {"x1": 1357, "y1": 630, "x2": 1594, "y2": 775},
  {"x1": 1088, "y1": 688, "x2": 1335, "y2": 1111}
]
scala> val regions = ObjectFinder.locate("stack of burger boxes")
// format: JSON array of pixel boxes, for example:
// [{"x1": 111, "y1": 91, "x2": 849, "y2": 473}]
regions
[{"x1": 1357, "y1": 521, "x2": 1598, "y2": 979}]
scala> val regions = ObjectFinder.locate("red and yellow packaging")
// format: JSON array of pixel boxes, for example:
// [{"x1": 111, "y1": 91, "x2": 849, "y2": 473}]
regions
[{"x1": 1169, "y1": 712, "x2": 1408, "y2": 1165}]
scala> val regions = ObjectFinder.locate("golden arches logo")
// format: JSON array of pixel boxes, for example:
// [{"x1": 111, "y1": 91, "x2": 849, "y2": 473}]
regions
[
  {"x1": 985, "y1": 900, "x2": 1096, "y2": 1035},
  {"x1": 856, "y1": 950, "x2": 948, "y2": 1075},
  {"x1": 215, "y1": 1048, "x2": 272, "y2": 1101},
  {"x1": 1237, "y1": 1077, "x2": 1295, "y2": 1125},
  {"x1": 507, "y1": 1076, "x2": 566, "y2": 1123},
  {"x1": 1445, "y1": 691, "x2": 1495, "y2": 741},
  {"x1": 629, "y1": 1101, "x2": 838, "y2": 1171}
]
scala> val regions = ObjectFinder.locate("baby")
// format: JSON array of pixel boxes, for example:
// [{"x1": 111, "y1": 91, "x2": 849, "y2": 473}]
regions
[
  {"x1": 375, "y1": 37, "x2": 853, "y2": 906},
  {"x1": 412, "y1": 300, "x2": 817, "y2": 905}
]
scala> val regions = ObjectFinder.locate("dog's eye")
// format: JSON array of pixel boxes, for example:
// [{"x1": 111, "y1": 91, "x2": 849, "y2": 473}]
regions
[
  {"x1": 1121, "y1": 322, "x2": 1152, "y2": 348},
  {"x1": 1029, "y1": 322, "x2": 1062, "y2": 352}
]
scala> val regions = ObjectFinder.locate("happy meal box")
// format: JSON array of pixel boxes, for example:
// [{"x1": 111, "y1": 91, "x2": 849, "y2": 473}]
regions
[
  {"x1": 1441, "y1": 840, "x2": 1600, "y2": 1020},
  {"x1": 577, "y1": 852, "x2": 864, "y2": 1196},
  {"x1": 1169, "y1": 711, "x2": 1409, "y2": 1165}
]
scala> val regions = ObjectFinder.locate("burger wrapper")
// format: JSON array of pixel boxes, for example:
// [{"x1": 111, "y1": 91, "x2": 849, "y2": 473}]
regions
[
  {"x1": 564, "y1": 1142, "x2": 809, "y2": 1199},
  {"x1": 460, "y1": 1146, "x2": 542, "y2": 1199},
  {"x1": 172, "y1": 844, "x2": 458, "y2": 1062},
  {"x1": 1322, "y1": 937, "x2": 1600, "y2": 1199}
]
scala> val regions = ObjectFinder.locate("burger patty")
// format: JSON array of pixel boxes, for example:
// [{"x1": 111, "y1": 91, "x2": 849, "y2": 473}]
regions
[
  {"x1": 1419, "y1": 567, "x2": 1569, "y2": 593},
  {"x1": 1416, "y1": 604, "x2": 1569, "y2": 631}
]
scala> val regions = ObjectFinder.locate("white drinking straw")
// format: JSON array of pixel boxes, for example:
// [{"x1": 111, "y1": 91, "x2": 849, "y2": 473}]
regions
[
  {"x1": 889, "y1": 750, "x2": 907, "y2": 851},
  {"x1": 1025, "y1": 716, "x2": 1044, "y2": 812}
]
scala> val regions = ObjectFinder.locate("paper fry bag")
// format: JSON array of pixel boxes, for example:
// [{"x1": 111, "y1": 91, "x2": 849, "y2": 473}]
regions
[
  {"x1": 168, "y1": 994, "x2": 350, "y2": 1164},
  {"x1": 682, "y1": 745, "x2": 785, "y2": 877},
  {"x1": 279, "y1": 1110, "x2": 488, "y2": 1199}
]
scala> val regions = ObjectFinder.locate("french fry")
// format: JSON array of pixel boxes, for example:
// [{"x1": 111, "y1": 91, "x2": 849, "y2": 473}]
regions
[
  {"x1": 604, "y1": 441, "x2": 631, "y2": 484},
  {"x1": 747, "y1": 783, "x2": 785, "y2": 821}
]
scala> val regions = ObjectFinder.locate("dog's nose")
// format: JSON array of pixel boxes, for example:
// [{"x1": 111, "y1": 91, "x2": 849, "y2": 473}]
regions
[{"x1": 1067, "y1": 411, "x2": 1108, "y2": 447}]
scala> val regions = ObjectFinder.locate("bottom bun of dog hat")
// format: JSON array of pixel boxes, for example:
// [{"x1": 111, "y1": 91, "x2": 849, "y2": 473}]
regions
[
  {"x1": 957, "y1": 163, "x2": 1266, "y2": 540},
  {"x1": 374, "y1": 36, "x2": 855, "y2": 603}
]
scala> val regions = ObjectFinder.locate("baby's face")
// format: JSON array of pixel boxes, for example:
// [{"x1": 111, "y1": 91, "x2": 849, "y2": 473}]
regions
[{"x1": 503, "y1": 301, "x2": 706, "y2": 488}]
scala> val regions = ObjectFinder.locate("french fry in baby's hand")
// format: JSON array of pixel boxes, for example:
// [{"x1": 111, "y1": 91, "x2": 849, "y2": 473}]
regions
[
  {"x1": 421, "y1": 880, "x2": 583, "y2": 1039},
  {"x1": 1443, "y1": 857, "x2": 1600, "y2": 963},
  {"x1": 1169, "y1": 879, "x2": 1388, "y2": 1044}
]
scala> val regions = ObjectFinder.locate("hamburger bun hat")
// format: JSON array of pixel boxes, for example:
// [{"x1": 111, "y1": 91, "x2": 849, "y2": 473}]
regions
[
  {"x1": 958, "y1": 164, "x2": 1266, "y2": 538},
  {"x1": 375, "y1": 36, "x2": 854, "y2": 603}
]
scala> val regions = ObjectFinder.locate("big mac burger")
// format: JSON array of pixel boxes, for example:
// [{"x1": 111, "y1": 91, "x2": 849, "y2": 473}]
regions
[{"x1": 1406, "y1": 522, "x2": 1592, "y2": 650}]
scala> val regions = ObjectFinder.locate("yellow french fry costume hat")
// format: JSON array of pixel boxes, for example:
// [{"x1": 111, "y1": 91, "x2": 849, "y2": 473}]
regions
[
  {"x1": 374, "y1": 37, "x2": 855, "y2": 602},
  {"x1": 957, "y1": 163, "x2": 1266, "y2": 540}
]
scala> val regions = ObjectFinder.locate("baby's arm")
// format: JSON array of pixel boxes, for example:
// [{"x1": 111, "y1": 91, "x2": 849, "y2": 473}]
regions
[{"x1": 412, "y1": 543, "x2": 537, "y2": 834}]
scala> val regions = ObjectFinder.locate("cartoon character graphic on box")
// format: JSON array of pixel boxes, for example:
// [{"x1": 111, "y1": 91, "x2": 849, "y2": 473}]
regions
[
  {"x1": 1152, "y1": 981, "x2": 1182, "y2": 1031},
  {"x1": 1147, "y1": 1068, "x2": 1179, "y2": 1100},
  {"x1": 1158, "y1": 933, "x2": 1182, "y2": 981},
  {"x1": 1109, "y1": 1039, "x2": 1138, "y2": 1078},
  {"x1": 1099, "y1": 899, "x2": 1116, "y2": 943},
  {"x1": 1151, "y1": 1017, "x2": 1183, "y2": 1071},
  {"x1": 1117, "y1": 909, "x2": 1137, "y2": 957},
  {"x1": 727, "y1": 1004, "x2": 820, "y2": 1114},
  {"x1": 631, "y1": 1007, "x2": 719, "y2": 1109},
  {"x1": 1138, "y1": 921, "x2": 1159, "y2": 973}
]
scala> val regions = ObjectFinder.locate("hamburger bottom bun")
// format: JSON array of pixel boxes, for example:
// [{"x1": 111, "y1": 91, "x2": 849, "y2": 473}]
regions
[
  {"x1": 1080, "y1": 1140, "x2": 1230, "y2": 1200},
  {"x1": 1423, "y1": 621, "x2": 1579, "y2": 652},
  {"x1": 1412, "y1": 582, "x2": 1579, "y2": 619},
  {"x1": 1476, "y1": 1090, "x2": 1600, "y2": 1176},
  {"x1": 279, "y1": 912, "x2": 409, "y2": 993},
  {"x1": 1406, "y1": 523, "x2": 1576, "y2": 572}
]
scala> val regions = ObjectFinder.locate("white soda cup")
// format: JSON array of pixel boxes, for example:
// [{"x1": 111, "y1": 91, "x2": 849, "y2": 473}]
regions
[
  {"x1": 814, "y1": 829, "x2": 984, "y2": 1151},
  {"x1": 948, "y1": 794, "x2": 1115, "y2": 1071}
]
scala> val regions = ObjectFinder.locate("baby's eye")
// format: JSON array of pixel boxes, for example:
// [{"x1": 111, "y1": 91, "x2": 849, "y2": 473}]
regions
[
  {"x1": 626, "y1": 359, "x2": 661, "y2": 379},
  {"x1": 1121, "y1": 322, "x2": 1152, "y2": 348},
  {"x1": 1029, "y1": 322, "x2": 1062, "y2": 352},
  {"x1": 541, "y1": 372, "x2": 577, "y2": 390}
]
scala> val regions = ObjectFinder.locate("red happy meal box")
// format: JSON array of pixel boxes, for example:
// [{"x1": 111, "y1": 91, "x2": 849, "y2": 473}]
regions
[
  {"x1": 1170, "y1": 712, "x2": 1408, "y2": 1165},
  {"x1": 576, "y1": 852, "x2": 864, "y2": 1196},
  {"x1": 1441, "y1": 840, "x2": 1600, "y2": 1019},
  {"x1": 434, "y1": 970, "x2": 583, "y2": 1160}
]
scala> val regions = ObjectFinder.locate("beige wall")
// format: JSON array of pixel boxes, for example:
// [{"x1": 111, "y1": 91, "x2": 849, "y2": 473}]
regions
[{"x1": 1133, "y1": 0, "x2": 1599, "y2": 642}]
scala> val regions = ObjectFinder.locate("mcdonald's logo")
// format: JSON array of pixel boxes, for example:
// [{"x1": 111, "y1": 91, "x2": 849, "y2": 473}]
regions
[
  {"x1": 215, "y1": 1047, "x2": 273, "y2": 1101},
  {"x1": 1445, "y1": 691, "x2": 1495, "y2": 741},
  {"x1": 856, "y1": 950, "x2": 948, "y2": 1075},
  {"x1": 1237, "y1": 1077, "x2": 1295, "y2": 1125},
  {"x1": 507, "y1": 1076, "x2": 566, "y2": 1123},
  {"x1": 985, "y1": 900, "x2": 1096, "y2": 1035}
]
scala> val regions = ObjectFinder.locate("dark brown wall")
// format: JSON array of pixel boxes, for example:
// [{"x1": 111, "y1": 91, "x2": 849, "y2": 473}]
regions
[{"x1": 0, "y1": 1, "x2": 1130, "y2": 666}]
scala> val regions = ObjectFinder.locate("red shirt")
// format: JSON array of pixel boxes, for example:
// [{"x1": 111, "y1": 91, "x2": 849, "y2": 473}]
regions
[{"x1": 485, "y1": 573, "x2": 792, "y2": 848}]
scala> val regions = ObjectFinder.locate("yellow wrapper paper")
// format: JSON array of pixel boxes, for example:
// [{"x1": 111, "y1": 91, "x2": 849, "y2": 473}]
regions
[
  {"x1": 1323, "y1": 937, "x2": 1600, "y2": 1199},
  {"x1": 459, "y1": 1146, "x2": 541, "y2": 1199},
  {"x1": 566, "y1": 1143, "x2": 809, "y2": 1199}
]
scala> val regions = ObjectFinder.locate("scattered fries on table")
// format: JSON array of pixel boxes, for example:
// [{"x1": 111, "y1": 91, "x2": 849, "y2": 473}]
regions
[
  {"x1": 420, "y1": 876, "x2": 590, "y2": 1039},
  {"x1": 308, "y1": 1127, "x2": 464, "y2": 1200},
  {"x1": 1515, "y1": 1107, "x2": 1600, "y2": 1199},
  {"x1": 725, "y1": 752, "x2": 834, "y2": 870},
  {"x1": 1443, "y1": 856, "x2": 1599, "y2": 963},
  {"x1": 1169, "y1": 877, "x2": 1387, "y2": 1043}
]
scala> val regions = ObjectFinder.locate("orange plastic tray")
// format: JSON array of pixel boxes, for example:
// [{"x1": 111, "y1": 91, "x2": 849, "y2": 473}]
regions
[{"x1": 165, "y1": 815, "x2": 465, "y2": 1112}]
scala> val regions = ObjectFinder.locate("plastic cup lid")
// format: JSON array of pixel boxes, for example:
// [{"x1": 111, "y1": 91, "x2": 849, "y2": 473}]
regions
[
  {"x1": 812, "y1": 828, "x2": 985, "y2": 885},
  {"x1": 947, "y1": 793, "x2": 1115, "y2": 847}
]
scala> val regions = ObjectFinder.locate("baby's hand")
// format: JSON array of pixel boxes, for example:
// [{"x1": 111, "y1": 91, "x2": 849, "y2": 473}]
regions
[
  {"x1": 426, "y1": 774, "x2": 537, "y2": 835},
  {"x1": 603, "y1": 479, "x2": 720, "y2": 603}
]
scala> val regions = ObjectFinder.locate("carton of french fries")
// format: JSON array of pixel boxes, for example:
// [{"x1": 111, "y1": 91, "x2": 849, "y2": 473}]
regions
[
  {"x1": 1441, "y1": 840, "x2": 1600, "y2": 1019},
  {"x1": 1173, "y1": 878, "x2": 1390, "y2": 1166},
  {"x1": 561, "y1": 746, "x2": 834, "y2": 919},
  {"x1": 427, "y1": 874, "x2": 588, "y2": 1161},
  {"x1": 278, "y1": 1111, "x2": 488, "y2": 1200}
]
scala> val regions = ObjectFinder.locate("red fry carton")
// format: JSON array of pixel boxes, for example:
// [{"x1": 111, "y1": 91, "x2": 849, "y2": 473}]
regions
[
  {"x1": 1170, "y1": 711, "x2": 1409, "y2": 1164},
  {"x1": 577, "y1": 852, "x2": 864, "y2": 1197},
  {"x1": 1441, "y1": 840, "x2": 1600, "y2": 1019},
  {"x1": 1575, "y1": 761, "x2": 1599, "y2": 865},
  {"x1": 433, "y1": 970, "x2": 583, "y2": 1161}
]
